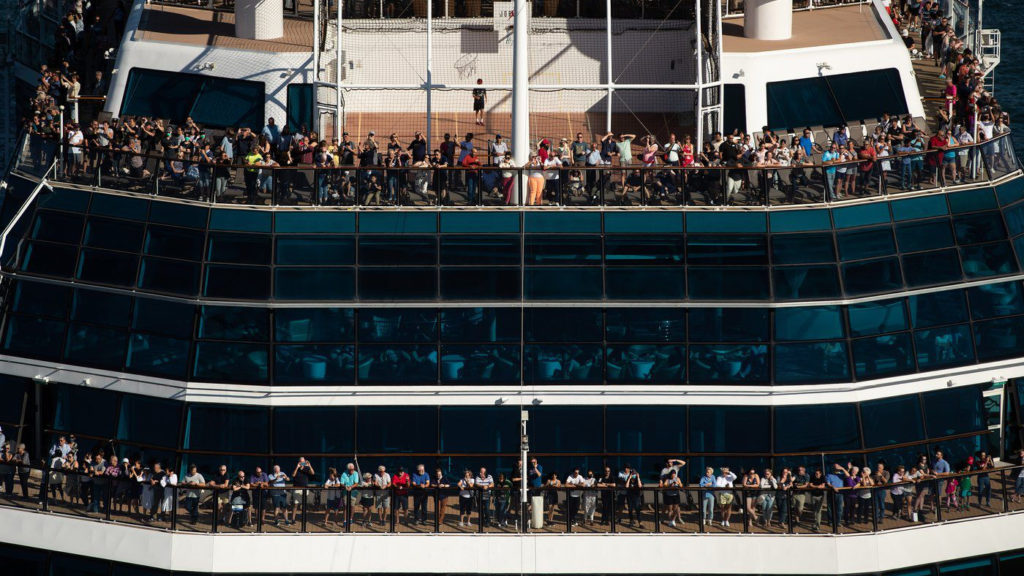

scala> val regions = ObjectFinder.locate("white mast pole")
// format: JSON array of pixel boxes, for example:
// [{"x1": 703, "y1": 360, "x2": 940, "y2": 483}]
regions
[
  {"x1": 313, "y1": 0, "x2": 320, "y2": 133},
  {"x1": 427, "y1": 0, "x2": 433, "y2": 152},
  {"x1": 336, "y1": 0, "x2": 343, "y2": 140},
  {"x1": 695, "y1": 0, "x2": 704, "y2": 152},
  {"x1": 606, "y1": 0, "x2": 613, "y2": 134},
  {"x1": 511, "y1": 0, "x2": 529, "y2": 204}
]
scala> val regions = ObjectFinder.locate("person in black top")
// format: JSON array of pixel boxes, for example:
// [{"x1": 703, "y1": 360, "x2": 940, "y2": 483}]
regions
[
  {"x1": 720, "y1": 135, "x2": 744, "y2": 205},
  {"x1": 473, "y1": 79, "x2": 486, "y2": 126},
  {"x1": 598, "y1": 466, "x2": 616, "y2": 525},
  {"x1": 208, "y1": 464, "x2": 231, "y2": 525},
  {"x1": 229, "y1": 470, "x2": 251, "y2": 528},
  {"x1": 291, "y1": 457, "x2": 315, "y2": 526},
  {"x1": 149, "y1": 462, "x2": 166, "y2": 522},
  {"x1": 808, "y1": 469, "x2": 828, "y2": 531},
  {"x1": 408, "y1": 131, "x2": 427, "y2": 163}
]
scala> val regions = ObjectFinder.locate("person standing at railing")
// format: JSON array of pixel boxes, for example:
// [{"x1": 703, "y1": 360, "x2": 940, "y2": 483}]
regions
[
  {"x1": 182, "y1": 464, "x2": 205, "y2": 525},
  {"x1": 86, "y1": 453, "x2": 107, "y2": 514},
  {"x1": 411, "y1": 464, "x2": 430, "y2": 526},
  {"x1": 565, "y1": 468, "x2": 585, "y2": 527},
  {"x1": 714, "y1": 466, "x2": 737, "y2": 528},
  {"x1": 699, "y1": 467, "x2": 716, "y2": 526},
  {"x1": 341, "y1": 463, "x2": 360, "y2": 527},
  {"x1": 825, "y1": 463, "x2": 850, "y2": 527},
  {"x1": 476, "y1": 467, "x2": 495, "y2": 527},
  {"x1": 890, "y1": 465, "x2": 908, "y2": 521},
  {"x1": 495, "y1": 472, "x2": 514, "y2": 527},
  {"x1": 661, "y1": 468, "x2": 684, "y2": 528},
  {"x1": 462, "y1": 149, "x2": 483, "y2": 204},
  {"x1": 393, "y1": 466, "x2": 412, "y2": 525},
  {"x1": 742, "y1": 468, "x2": 761, "y2": 525},
  {"x1": 598, "y1": 466, "x2": 616, "y2": 526},
  {"x1": 373, "y1": 465, "x2": 392, "y2": 527},
  {"x1": 871, "y1": 462, "x2": 891, "y2": 523},
  {"x1": 808, "y1": 469, "x2": 828, "y2": 531},
  {"x1": 526, "y1": 155, "x2": 546, "y2": 206},
  {"x1": 0, "y1": 443, "x2": 14, "y2": 497},
  {"x1": 457, "y1": 469, "x2": 475, "y2": 528},
  {"x1": 160, "y1": 465, "x2": 178, "y2": 523},
  {"x1": 974, "y1": 452, "x2": 993, "y2": 508},
  {"x1": 243, "y1": 148, "x2": 264, "y2": 205},
  {"x1": 759, "y1": 469, "x2": 780, "y2": 528}
]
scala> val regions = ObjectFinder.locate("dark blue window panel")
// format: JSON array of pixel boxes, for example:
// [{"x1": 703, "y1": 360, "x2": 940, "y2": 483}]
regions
[
  {"x1": 902, "y1": 249, "x2": 963, "y2": 287},
  {"x1": 937, "y1": 558, "x2": 993, "y2": 576},
  {"x1": 606, "y1": 345, "x2": 685, "y2": 382},
  {"x1": 604, "y1": 236, "x2": 685, "y2": 265},
  {"x1": 37, "y1": 188, "x2": 90, "y2": 212},
  {"x1": 837, "y1": 226, "x2": 896, "y2": 261},
  {"x1": 524, "y1": 344, "x2": 603, "y2": 383},
  {"x1": 126, "y1": 333, "x2": 190, "y2": 379},
  {"x1": 895, "y1": 219, "x2": 954, "y2": 252},
  {"x1": 523, "y1": 212, "x2": 601, "y2": 233},
  {"x1": 209, "y1": 209, "x2": 272, "y2": 233},
  {"x1": 77, "y1": 249, "x2": 138, "y2": 286},
  {"x1": 148, "y1": 202, "x2": 208, "y2": 229},
  {"x1": 891, "y1": 195, "x2": 949, "y2": 221},
  {"x1": 969, "y1": 281, "x2": 1024, "y2": 319},
  {"x1": 133, "y1": 297, "x2": 195, "y2": 338},
  {"x1": 606, "y1": 308, "x2": 686, "y2": 342},
  {"x1": 49, "y1": 383, "x2": 118, "y2": 437},
  {"x1": 525, "y1": 235, "x2": 602, "y2": 264},
  {"x1": 997, "y1": 178, "x2": 1024, "y2": 205},
  {"x1": 440, "y1": 212, "x2": 521, "y2": 233},
  {"x1": 358, "y1": 212, "x2": 437, "y2": 234},
  {"x1": 689, "y1": 308, "x2": 770, "y2": 342},
  {"x1": 440, "y1": 267, "x2": 521, "y2": 300},
  {"x1": 689, "y1": 405, "x2": 770, "y2": 453},
  {"x1": 199, "y1": 306, "x2": 269, "y2": 341},
  {"x1": 144, "y1": 226, "x2": 205, "y2": 260},
  {"x1": 275, "y1": 212, "x2": 355, "y2": 233},
  {"x1": 439, "y1": 345, "x2": 520, "y2": 383},
  {"x1": 71, "y1": 289, "x2": 131, "y2": 327},
  {"x1": 923, "y1": 385, "x2": 985, "y2": 438},
  {"x1": 842, "y1": 257, "x2": 903, "y2": 295},
  {"x1": 530, "y1": 406, "x2": 603, "y2": 452},
  {"x1": 774, "y1": 341, "x2": 850, "y2": 383},
  {"x1": 2, "y1": 316, "x2": 65, "y2": 360},
  {"x1": 84, "y1": 217, "x2": 144, "y2": 252},
  {"x1": 915, "y1": 324, "x2": 974, "y2": 370},
  {"x1": 774, "y1": 404, "x2": 860, "y2": 452},
  {"x1": 860, "y1": 394, "x2": 925, "y2": 448},
  {"x1": 1005, "y1": 202, "x2": 1024, "y2": 236},
  {"x1": 974, "y1": 316, "x2": 1024, "y2": 362},
  {"x1": 64, "y1": 324, "x2": 127, "y2": 370},
  {"x1": 359, "y1": 268, "x2": 437, "y2": 300},
  {"x1": 847, "y1": 299, "x2": 907, "y2": 337},
  {"x1": 771, "y1": 233, "x2": 836, "y2": 264},
  {"x1": 0, "y1": 376, "x2": 30, "y2": 424},
  {"x1": 686, "y1": 235, "x2": 767, "y2": 265},
  {"x1": 88, "y1": 193, "x2": 150, "y2": 221},
  {"x1": 275, "y1": 236, "x2": 355, "y2": 265},
  {"x1": 773, "y1": 265, "x2": 841, "y2": 300},
  {"x1": 356, "y1": 406, "x2": 438, "y2": 453},
  {"x1": 524, "y1": 267, "x2": 602, "y2": 300},
  {"x1": 947, "y1": 187, "x2": 997, "y2": 214},
  {"x1": 605, "y1": 406, "x2": 686, "y2": 452},
  {"x1": 273, "y1": 406, "x2": 355, "y2": 453},
  {"x1": 604, "y1": 212, "x2": 683, "y2": 233},
  {"x1": 184, "y1": 403, "x2": 269, "y2": 452},
  {"x1": 686, "y1": 212, "x2": 766, "y2": 233},
  {"x1": 441, "y1": 308, "x2": 520, "y2": 342},
  {"x1": 203, "y1": 265, "x2": 270, "y2": 299},
  {"x1": 275, "y1": 344, "x2": 355, "y2": 384},
  {"x1": 954, "y1": 212, "x2": 1007, "y2": 245},
  {"x1": 357, "y1": 344, "x2": 438, "y2": 384},
  {"x1": 358, "y1": 309, "x2": 437, "y2": 342},
  {"x1": 1016, "y1": 236, "x2": 1024, "y2": 269},
  {"x1": 359, "y1": 236, "x2": 437, "y2": 266},
  {"x1": 116, "y1": 394, "x2": 182, "y2": 450},
  {"x1": 775, "y1": 306, "x2": 844, "y2": 341},
  {"x1": 206, "y1": 233, "x2": 272, "y2": 265},
  {"x1": 832, "y1": 203, "x2": 891, "y2": 229},
  {"x1": 852, "y1": 333, "x2": 915, "y2": 379},
  {"x1": 440, "y1": 236, "x2": 520, "y2": 265},
  {"x1": 688, "y1": 267, "x2": 769, "y2": 300},
  {"x1": 909, "y1": 290, "x2": 968, "y2": 328},
  {"x1": 768, "y1": 209, "x2": 832, "y2": 232},
  {"x1": 525, "y1": 308, "x2": 602, "y2": 342},
  {"x1": 21, "y1": 242, "x2": 77, "y2": 277},
  {"x1": 275, "y1": 308, "x2": 355, "y2": 342},
  {"x1": 606, "y1": 267, "x2": 686, "y2": 299},
  {"x1": 193, "y1": 341, "x2": 269, "y2": 383},
  {"x1": 31, "y1": 211, "x2": 83, "y2": 243},
  {"x1": 960, "y1": 242, "x2": 1016, "y2": 278},
  {"x1": 274, "y1": 268, "x2": 355, "y2": 300},
  {"x1": 11, "y1": 281, "x2": 69, "y2": 318},
  {"x1": 439, "y1": 406, "x2": 518, "y2": 453},
  {"x1": 688, "y1": 344, "x2": 769, "y2": 383}
]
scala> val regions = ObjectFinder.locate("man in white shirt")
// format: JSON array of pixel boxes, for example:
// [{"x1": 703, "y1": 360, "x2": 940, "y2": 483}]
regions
[
  {"x1": 715, "y1": 466, "x2": 738, "y2": 526},
  {"x1": 476, "y1": 468, "x2": 494, "y2": 526},
  {"x1": 565, "y1": 468, "x2": 585, "y2": 526},
  {"x1": 373, "y1": 465, "x2": 392, "y2": 526}
]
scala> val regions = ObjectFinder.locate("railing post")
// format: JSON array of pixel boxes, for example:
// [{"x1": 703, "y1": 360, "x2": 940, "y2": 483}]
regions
[
  {"x1": 212, "y1": 489, "x2": 220, "y2": 533},
  {"x1": 698, "y1": 488, "x2": 705, "y2": 533},
  {"x1": 345, "y1": 488, "x2": 353, "y2": 533},
  {"x1": 433, "y1": 487, "x2": 440, "y2": 533},
  {"x1": 831, "y1": 491, "x2": 839, "y2": 534},
  {"x1": 256, "y1": 487, "x2": 264, "y2": 533},
  {"x1": 787, "y1": 491, "x2": 796, "y2": 534},
  {"x1": 934, "y1": 483, "x2": 943, "y2": 523},
  {"x1": 104, "y1": 478, "x2": 112, "y2": 521},
  {"x1": 478, "y1": 488, "x2": 485, "y2": 533},
  {"x1": 301, "y1": 488, "x2": 308, "y2": 532},
  {"x1": 566, "y1": 488, "x2": 572, "y2": 533},
  {"x1": 170, "y1": 485, "x2": 178, "y2": 531},
  {"x1": 741, "y1": 489, "x2": 749, "y2": 533},
  {"x1": 1000, "y1": 470, "x2": 1009, "y2": 513},
  {"x1": 389, "y1": 487, "x2": 396, "y2": 533},
  {"x1": 39, "y1": 461, "x2": 50, "y2": 512},
  {"x1": 653, "y1": 489, "x2": 660, "y2": 533},
  {"x1": 610, "y1": 488, "x2": 617, "y2": 533},
  {"x1": 870, "y1": 487, "x2": 879, "y2": 532}
]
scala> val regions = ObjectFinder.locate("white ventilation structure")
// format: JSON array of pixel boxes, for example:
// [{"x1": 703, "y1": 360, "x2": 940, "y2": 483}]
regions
[
  {"x1": 744, "y1": 0, "x2": 793, "y2": 40},
  {"x1": 235, "y1": 0, "x2": 284, "y2": 40}
]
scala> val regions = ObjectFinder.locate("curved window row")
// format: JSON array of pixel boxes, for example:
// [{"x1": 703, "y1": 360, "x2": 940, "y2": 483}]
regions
[
  {"x1": 6, "y1": 180, "x2": 1024, "y2": 302},
  {"x1": 4, "y1": 280, "x2": 1024, "y2": 384},
  {"x1": 34, "y1": 381, "x2": 986, "y2": 481}
]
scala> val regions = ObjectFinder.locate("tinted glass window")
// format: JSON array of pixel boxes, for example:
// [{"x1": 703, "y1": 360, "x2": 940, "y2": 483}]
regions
[
  {"x1": 775, "y1": 306, "x2": 844, "y2": 341},
  {"x1": 117, "y1": 395, "x2": 182, "y2": 449},
  {"x1": 847, "y1": 299, "x2": 907, "y2": 337},
  {"x1": 133, "y1": 298, "x2": 195, "y2": 338},
  {"x1": 206, "y1": 233, "x2": 271, "y2": 264},
  {"x1": 852, "y1": 333, "x2": 915, "y2": 379},
  {"x1": 525, "y1": 235, "x2": 602, "y2": 264},
  {"x1": 144, "y1": 226, "x2": 205, "y2": 260},
  {"x1": 203, "y1": 265, "x2": 270, "y2": 299},
  {"x1": 275, "y1": 237, "x2": 355, "y2": 265},
  {"x1": 51, "y1": 384, "x2": 118, "y2": 438},
  {"x1": 530, "y1": 406, "x2": 603, "y2": 453},
  {"x1": 275, "y1": 308, "x2": 355, "y2": 342},
  {"x1": 774, "y1": 265, "x2": 841, "y2": 300},
  {"x1": 359, "y1": 237, "x2": 436, "y2": 266},
  {"x1": 359, "y1": 268, "x2": 437, "y2": 300},
  {"x1": 71, "y1": 289, "x2": 131, "y2": 327},
  {"x1": 524, "y1": 308, "x2": 602, "y2": 342},
  {"x1": 968, "y1": 282, "x2": 1024, "y2": 319},
  {"x1": 895, "y1": 219, "x2": 955, "y2": 252},
  {"x1": 273, "y1": 407, "x2": 354, "y2": 454},
  {"x1": 774, "y1": 341, "x2": 850, "y2": 383},
  {"x1": 688, "y1": 267, "x2": 769, "y2": 300},
  {"x1": 440, "y1": 308, "x2": 520, "y2": 342},
  {"x1": 923, "y1": 386, "x2": 984, "y2": 438},
  {"x1": 358, "y1": 309, "x2": 437, "y2": 342},
  {"x1": 689, "y1": 308, "x2": 769, "y2": 342},
  {"x1": 524, "y1": 268, "x2": 603, "y2": 300},
  {"x1": 440, "y1": 236, "x2": 520, "y2": 265},
  {"x1": 357, "y1": 406, "x2": 438, "y2": 453},
  {"x1": 689, "y1": 406, "x2": 770, "y2": 453},
  {"x1": 774, "y1": 404, "x2": 860, "y2": 452},
  {"x1": 604, "y1": 235, "x2": 685, "y2": 265},
  {"x1": 860, "y1": 395, "x2": 924, "y2": 448},
  {"x1": 771, "y1": 233, "x2": 836, "y2": 264},
  {"x1": 605, "y1": 406, "x2": 685, "y2": 453},
  {"x1": 909, "y1": 290, "x2": 968, "y2": 327},
  {"x1": 605, "y1": 309, "x2": 686, "y2": 342},
  {"x1": 84, "y1": 218, "x2": 145, "y2": 252},
  {"x1": 439, "y1": 407, "x2": 518, "y2": 453},
  {"x1": 184, "y1": 404, "x2": 268, "y2": 452},
  {"x1": 199, "y1": 306, "x2": 268, "y2": 340}
]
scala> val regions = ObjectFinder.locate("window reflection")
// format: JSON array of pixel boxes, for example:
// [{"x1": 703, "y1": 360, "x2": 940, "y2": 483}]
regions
[
  {"x1": 358, "y1": 344, "x2": 438, "y2": 383},
  {"x1": 524, "y1": 344, "x2": 602, "y2": 383},
  {"x1": 606, "y1": 345, "x2": 685, "y2": 382},
  {"x1": 275, "y1": 308, "x2": 355, "y2": 342},
  {"x1": 688, "y1": 344, "x2": 768, "y2": 382},
  {"x1": 774, "y1": 342, "x2": 849, "y2": 383},
  {"x1": 275, "y1": 344, "x2": 355, "y2": 383},
  {"x1": 851, "y1": 333, "x2": 914, "y2": 379},
  {"x1": 441, "y1": 308, "x2": 520, "y2": 342},
  {"x1": 915, "y1": 324, "x2": 974, "y2": 369},
  {"x1": 192, "y1": 342, "x2": 269, "y2": 382},
  {"x1": 605, "y1": 309, "x2": 685, "y2": 342},
  {"x1": 358, "y1": 309, "x2": 437, "y2": 342},
  {"x1": 440, "y1": 345, "x2": 520, "y2": 383}
]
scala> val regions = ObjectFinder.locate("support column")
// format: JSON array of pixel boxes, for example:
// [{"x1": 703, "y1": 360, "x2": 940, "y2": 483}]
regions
[
  {"x1": 336, "y1": 1, "x2": 343, "y2": 140},
  {"x1": 511, "y1": 0, "x2": 529, "y2": 204},
  {"x1": 695, "y1": 0, "x2": 703, "y2": 152},
  {"x1": 235, "y1": 0, "x2": 284, "y2": 40},
  {"x1": 744, "y1": 0, "x2": 793, "y2": 41},
  {"x1": 426, "y1": 0, "x2": 433, "y2": 151},
  {"x1": 605, "y1": 0, "x2": 613, "y2": 134}
]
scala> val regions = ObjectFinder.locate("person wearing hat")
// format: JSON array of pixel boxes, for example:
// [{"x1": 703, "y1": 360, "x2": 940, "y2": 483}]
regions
[
  {"x1": 373, "y1": 465, "x2": 391, "y2": 526},
  {"x1": 392, "y1": 465, "x2": 411, "y2": 524}
]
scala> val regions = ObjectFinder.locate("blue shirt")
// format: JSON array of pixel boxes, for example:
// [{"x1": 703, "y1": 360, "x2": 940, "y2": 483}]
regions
[
  {"x1": 825, "y1": 473, "x2": 844, "y2": 489},
  {"x1": 699, "y1": 474, "x2": 716, "y2": 498},
  {"x1": 262, "y1": 124, "x2": 281, "y2": 148},
  {"x1": 528, "y1": 464, "x2": 544, "y2": 488},
  {"x1": 412, "y1": 472, "x2": 430, "y2": 487},
  {"x1": 822, "y1": 150, "x2": 839, "y2": 175},
  {"x1": 933, "y1": 459, "x2": 950, "y2": 474},
  {"x1": 340, "y1": 471, "x2": 359, "y2": 488},
  {"x1": 799, "y1": 136, "x2": 814, "y2": 157}
]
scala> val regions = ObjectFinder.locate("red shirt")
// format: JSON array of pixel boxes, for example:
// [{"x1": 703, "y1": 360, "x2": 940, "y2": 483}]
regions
[
  {"x1": 393, "y1": 472, "x2": 410, "y2": 496},
  {"x1": 927, "y1": 135, "x2": 946, "y2": 167},
  {"x1": 858, "y1": 146, "x2": 876, "y2": 172}
]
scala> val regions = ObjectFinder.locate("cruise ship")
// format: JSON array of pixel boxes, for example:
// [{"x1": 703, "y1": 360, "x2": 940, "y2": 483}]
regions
[{"x1": 1, "y1": 0, "x2": 1024, "y2": 574}]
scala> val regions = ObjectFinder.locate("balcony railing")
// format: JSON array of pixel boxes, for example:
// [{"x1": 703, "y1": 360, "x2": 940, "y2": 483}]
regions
[
  {"x1": 1, "y1": 462, "x2": 1021, "y2": 535},
  {"x1": 12, "y1": 132, "x2": 1021, "y2": 210}
]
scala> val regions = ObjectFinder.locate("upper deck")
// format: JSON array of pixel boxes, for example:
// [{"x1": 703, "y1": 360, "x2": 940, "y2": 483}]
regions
[{"x1": 722, "y1": 4, "x2": 890, "y2": 53}]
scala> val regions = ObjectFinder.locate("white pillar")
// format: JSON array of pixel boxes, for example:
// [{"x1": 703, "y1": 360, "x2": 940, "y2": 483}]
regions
[
  {"x1": 744, "y1": 0, "x2": 793, "y2": 41},
  {"x1": 426, "y1": 0, "x2": 433, "y2": 152},
  {"x1": 335, "y1": 1, "x2": 343, "y2": 140},
  {"x1": 511, "y1": 0, "x2": 529, "y2": 204},
  {"x1": 605, "y1": 0, "x2": 613, "y2": 134},
  {"x1": 695, "y1": 0, "x2": 703, "y2": 152},
  {"x1": 235, "y1": 0, "x2": 284, "y2": 40}
]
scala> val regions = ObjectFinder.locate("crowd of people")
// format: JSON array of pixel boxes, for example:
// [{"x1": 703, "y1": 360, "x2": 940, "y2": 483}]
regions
[{"x1": 3, "y1": 431, "x2": 1023, "y2": 533}]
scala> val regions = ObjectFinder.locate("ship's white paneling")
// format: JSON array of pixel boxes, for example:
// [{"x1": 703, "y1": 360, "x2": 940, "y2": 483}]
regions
[
  {"x1": 1, "y1": 506, "x2": 1022, "y2": 574},
  {"x1": 105, "y1": 0, "x2": 313, "y2": 125},
  {"x1": 1, "y1": 352, "x2": 1017, "y2": 408},
  {"x1": 721, "y1": 0, "x2": 925, "y2": 132}
]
